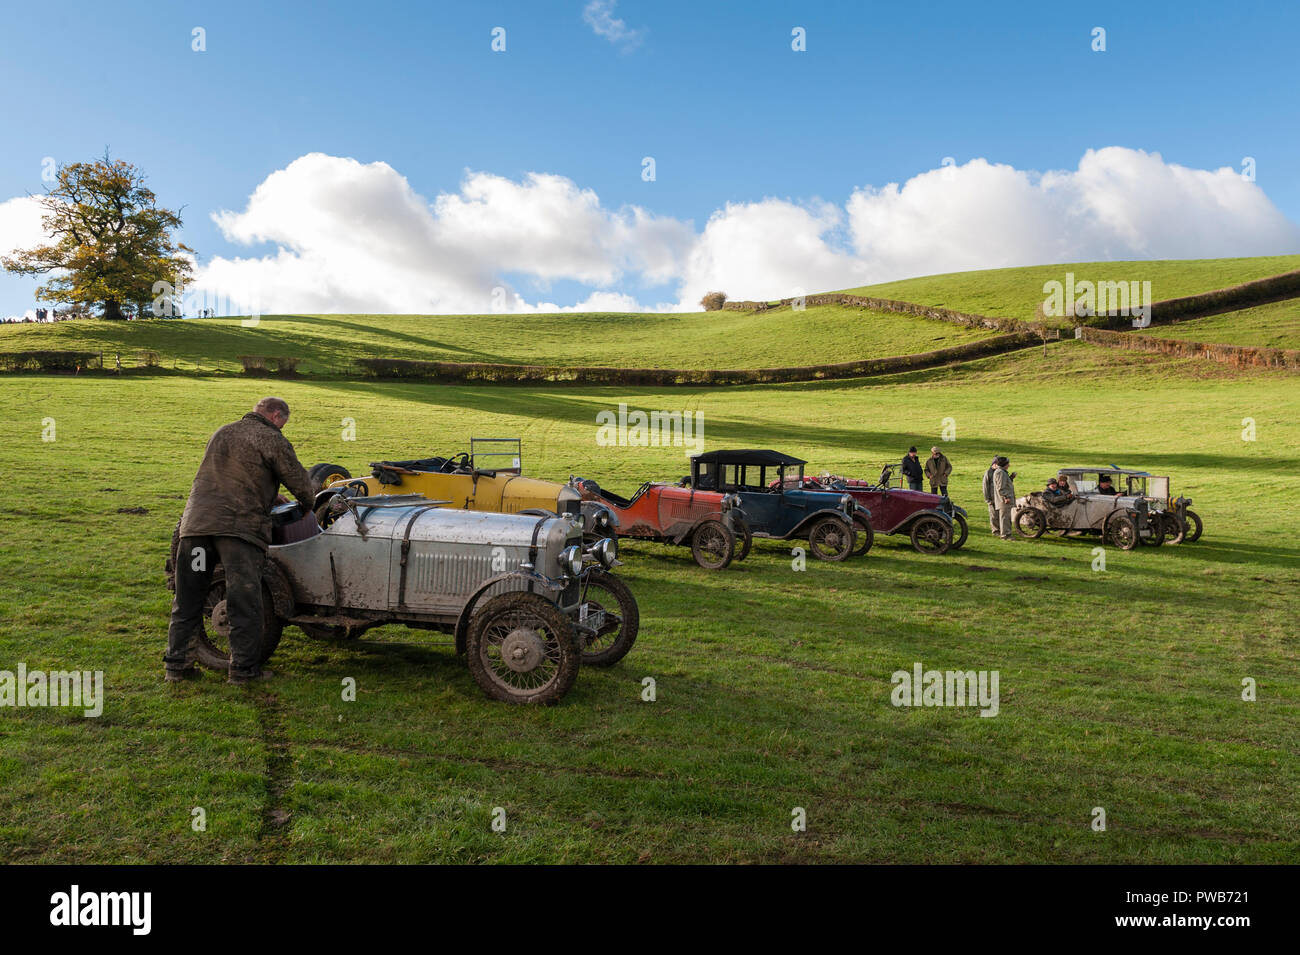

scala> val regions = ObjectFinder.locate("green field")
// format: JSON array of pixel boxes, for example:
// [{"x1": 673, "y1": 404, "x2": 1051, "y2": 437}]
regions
[
  {"x1": 1138, "y1": 298, "x2": 1300, "y2": 350},
  {"x1": 0, "y1": 303, "x2": 989, "y2": 374},
  {"x1": 2, "y1": 339, "x2": 1297, "y2": 863},
  {"x1": 837, "y1": 255, "x2": 1300, "y2": 323}
]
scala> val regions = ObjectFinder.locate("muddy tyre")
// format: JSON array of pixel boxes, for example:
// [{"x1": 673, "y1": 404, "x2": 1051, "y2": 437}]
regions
[
  {"x1": 465, "y1": 592, "x2": 580, "y2": 705},
  {"x1": 1107, "y1": 514, "x2": 1139, "y2": 551},
  {"x1": 194, "y1": 571, "x2": 284, "y2": 671},
  {"x1": 910, "y1": 515, "x2": 952, "y2": 555},
  {"x1": 691, "y1": 520, "x2": 735, "y2": 570},
  {"x1": 950, "y1": 513, "x2": 969, "y2": 550},
  {"x1": 851, "y1": 514, "x2": 875, "y2": 557},
  {"x1": 1183, "y1": 509, "x2": 1203, "y2": 543},
  {"x1": 575, "y1": 571, "x2": 639, "y2": 667},
  {"x1": 1163, "y1": 513, "x2": 1187, "y2": 545},
  {"x1": 309, "y1": 462, "x2": 352, "y2": 488},
  {"x1": 808, "y1": 516, "x2": 855, "y2": 561},
  {"x1": 733, "y1": 522, "x2": 753, "y2": 562},
  {"x1": 1015, "y1": 508, "x2": 1047, "y2": 539}
]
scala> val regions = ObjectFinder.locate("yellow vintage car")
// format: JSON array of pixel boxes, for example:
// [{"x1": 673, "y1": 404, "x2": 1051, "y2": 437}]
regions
[{"x1": 312, "y1": 439, "x2": 619, "y2": 537}]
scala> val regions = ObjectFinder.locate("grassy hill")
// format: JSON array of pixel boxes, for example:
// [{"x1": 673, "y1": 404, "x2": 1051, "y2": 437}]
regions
[
  {"x1": 5, "y1": 256, "x2": 1300, "y2": 375},
  {"x1": 836, "y1": 255, "x2": 1300, "y2": 323},
  {"x1": 0, "y1": 304, "x2": 990, "y2": 374},
  {"x1": 1137, "y1": 298, "x2": 1300, "y2": 350},
  {"x1": 1, "y1": 341, "x2": 1297, "y2": 863}
]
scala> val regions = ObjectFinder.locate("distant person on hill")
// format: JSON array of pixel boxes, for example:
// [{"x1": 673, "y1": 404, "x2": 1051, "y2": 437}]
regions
[
  {"x1": 901, "y1": 446, "x2": 924, "y2": 491},
  {"x1": 925, "y1": 446, "x2": 952, "y2": 496}
]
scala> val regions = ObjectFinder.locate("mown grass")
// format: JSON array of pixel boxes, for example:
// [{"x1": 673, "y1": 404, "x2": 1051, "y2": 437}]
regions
[
  {"x1": 837, "y1": 255, "x2": 1300, "y2": 323},
  {"x1": 1138, "y1": 298, "x2": 1300, "y2": 350},
  {"x1": 0, "y1": 304, "x2": 989, "y2": 375},
  {"x1": 1, "y1": 341, "x2": 1296, "y2": 863}
]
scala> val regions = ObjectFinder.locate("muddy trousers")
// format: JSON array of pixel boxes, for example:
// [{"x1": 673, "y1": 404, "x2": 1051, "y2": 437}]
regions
[
  {"x1": 166, "y1": 535, "x2": 266, "y2": 678},
  {"x1": 996, "y1": 505, "x2": 1015, "y2": 538},
  {"x1": 986, "y1": 502, "x2": 999, "y2": 534}
]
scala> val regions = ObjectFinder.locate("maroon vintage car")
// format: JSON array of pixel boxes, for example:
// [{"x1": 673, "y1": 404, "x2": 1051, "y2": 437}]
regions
[
  {"x1": 568, "y1": 476, "x2": 750, "y2": 570},
  {"x1": 777, "y1": 463, "x2": 968, "y2": 555}
]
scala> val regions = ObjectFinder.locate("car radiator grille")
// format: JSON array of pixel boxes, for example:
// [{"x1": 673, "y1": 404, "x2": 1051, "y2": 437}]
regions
[{"x1": 409, "y1": 551, "x2": 499, "y2": 596}]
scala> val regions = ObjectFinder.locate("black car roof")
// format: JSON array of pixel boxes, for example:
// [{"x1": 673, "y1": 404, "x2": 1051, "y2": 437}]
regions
[{"x1": 691, "y1": 449, "x2": 807, "y2": 466}]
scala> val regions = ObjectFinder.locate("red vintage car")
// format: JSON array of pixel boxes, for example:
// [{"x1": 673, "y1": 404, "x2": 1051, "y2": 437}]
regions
[
  {"x1": 778, "y1": 463, "x2": 968, "y2": 555},
  {"x1": 569, "y1": 476, "x2": 749, "y2": 570}
]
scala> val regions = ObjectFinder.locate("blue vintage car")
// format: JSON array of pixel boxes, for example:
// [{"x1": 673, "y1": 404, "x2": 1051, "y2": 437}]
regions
[{"x1": 689, "y1": 449, "x2": 866, "y2": 561}]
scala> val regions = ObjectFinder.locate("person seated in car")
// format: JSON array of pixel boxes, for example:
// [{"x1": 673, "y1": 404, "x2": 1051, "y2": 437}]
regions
[
  {"x1": 1097, "y1": 475, "x2": 1120, "y2": 495},
  {"x1": 1043, "y1": 477, "x2": 1072, "y2": 504}
]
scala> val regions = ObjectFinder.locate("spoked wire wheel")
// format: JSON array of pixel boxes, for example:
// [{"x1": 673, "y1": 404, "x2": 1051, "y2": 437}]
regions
[
  {"x1": 466, "y1": 592, "x2": 580, "y2": 704},
  {"x1": 576, "y1": 570, "x2": 639, "y2": 667},
  {"x1": 691, "y1": 520, "x2": 735, "y2": 570},
  {"x1": 910, "y1": 515, "x2": 952, "y2": 555},
  {"x1": 808, "y1": 516, "x2": 855, "y2": 561}
]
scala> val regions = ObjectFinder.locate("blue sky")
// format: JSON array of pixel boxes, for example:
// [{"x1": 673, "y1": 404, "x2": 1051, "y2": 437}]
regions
[{"x1": 2, "y1": 0, "x2": 1298, "y2": 316}]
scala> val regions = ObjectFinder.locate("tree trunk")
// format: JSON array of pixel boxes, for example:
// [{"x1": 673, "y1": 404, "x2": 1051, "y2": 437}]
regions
[{"x1": 102, "y1": 299, "x2": 125, "y2": 321}]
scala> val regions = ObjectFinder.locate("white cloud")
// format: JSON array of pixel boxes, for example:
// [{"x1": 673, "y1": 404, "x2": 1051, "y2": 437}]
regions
[
  {"x1": 582, "y1": 0, "x2": 645, "y2": 51},
  {"x1": 195, "y1": 154, "x2": 690, "y2": 314},
  {"x1": 0, "y1": 196, "x2": 52, "y2": 258},
  {"x1": 843, "y1": 148, "x2": 1300, "y2": 279},
  {"x1": 174, "y1": 148, "x2": 1300, "y2": 315}
]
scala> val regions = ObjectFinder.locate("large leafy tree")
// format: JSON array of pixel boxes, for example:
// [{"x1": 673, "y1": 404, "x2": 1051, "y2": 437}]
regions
[{"x1": 1, "y1": 153, "x2": 193, "y2": 320}]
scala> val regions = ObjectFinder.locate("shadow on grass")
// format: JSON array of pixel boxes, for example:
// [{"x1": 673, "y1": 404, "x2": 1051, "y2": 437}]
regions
[{"x1": 301, "y1": 378, "x2": 1300, "y2": 482}]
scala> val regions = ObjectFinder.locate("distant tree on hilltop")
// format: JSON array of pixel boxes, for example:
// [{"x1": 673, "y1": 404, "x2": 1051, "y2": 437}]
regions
[
  {"x1": 2, "y1": 152, "x2": 193, "y2": 320},
  {"x1": 700, "y1": 291, "x2": 727, "y2": 311}
]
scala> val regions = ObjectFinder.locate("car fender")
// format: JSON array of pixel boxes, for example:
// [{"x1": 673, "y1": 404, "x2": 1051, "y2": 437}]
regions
[
  {"x1": 453, "y1": 570, "x2": 565, "y2": 655},
  {"x1": 262, "y1": 558, "x2": 297, "y2": 619},
  {"x1": 787, "y1": 508, "x2": 857, "y2": 539},
  {"x1": 580, "y1": 500, "x2": 620, "y2": 534},
  {"x1": 884, "y1": 507, "x2": 953, "y2": 534}
]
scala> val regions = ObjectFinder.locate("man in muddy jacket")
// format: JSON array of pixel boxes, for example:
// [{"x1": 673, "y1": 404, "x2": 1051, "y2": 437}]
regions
[
  {"x1": 925, "y1": 446, "x2": 952, "y2": 496},
  {"x1": 165, "y1": 397, "x2": 317, "y2": 684}
]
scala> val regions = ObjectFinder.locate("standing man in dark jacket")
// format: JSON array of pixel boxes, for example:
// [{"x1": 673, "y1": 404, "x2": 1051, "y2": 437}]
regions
[
  {"x1": 925, "y1": 446, "x2": 952, "y2": 496},
  {"x1": 901, "y1": 446, "x2": 924, "y2": 491},
  {"x1": 165, "y1": 397, "x2": 317, "y2": 685}
]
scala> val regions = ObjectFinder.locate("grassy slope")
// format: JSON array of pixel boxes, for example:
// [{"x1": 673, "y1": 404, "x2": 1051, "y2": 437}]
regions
[
  {"x1": 837, "y1": 255, "x2": 1300, "y2": 323},
  {"x1": 0, "y1": 304, "x2": 989, "y2": 374},
  {"x1": 1, "y1": 341, "x2": 1297, "y2": 863},
  {"x1": 1138, "y1": 298, "x2": 1300, "y2": 350}
]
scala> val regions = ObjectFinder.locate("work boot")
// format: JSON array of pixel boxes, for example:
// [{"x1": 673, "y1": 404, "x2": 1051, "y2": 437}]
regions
[
  {"x1": 164, "y1": 666, "x2": 203, "y2": 683},
  {"x1": 227, "y1": 668, "x2": 274, "y2": 686}
]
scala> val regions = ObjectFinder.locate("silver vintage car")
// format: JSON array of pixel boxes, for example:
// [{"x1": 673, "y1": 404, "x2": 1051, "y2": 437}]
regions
[
  {"x1": 1012, "y1": 467, "x2": 1172, "y2": 550},
  {"x1": 166, "y1": 495, "x2": 637, "y2": 704}
]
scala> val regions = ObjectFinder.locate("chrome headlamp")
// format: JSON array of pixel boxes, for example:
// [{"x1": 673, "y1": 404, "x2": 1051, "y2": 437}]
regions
[
  {"x1": 590, "y1": 536, "x2": 618, "y2": 569},
  {"x1": 559, "y1": 544, "x2": 585, "y2": 577},
  {"x1": 839, "y1": 493, "x2": 855, "y2": 512}
]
